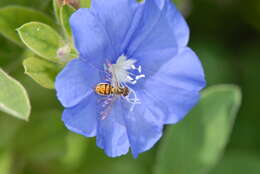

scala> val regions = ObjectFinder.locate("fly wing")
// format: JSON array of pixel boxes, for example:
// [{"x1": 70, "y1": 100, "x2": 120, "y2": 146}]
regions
[{"x1": 99, "y1": 95, "x2": 118, "y2": 120}]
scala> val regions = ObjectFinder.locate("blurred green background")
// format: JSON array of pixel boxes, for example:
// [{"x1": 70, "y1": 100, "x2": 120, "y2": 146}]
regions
[{"x1": 0, "y1": 0, "x2": 259, "y2": 174}]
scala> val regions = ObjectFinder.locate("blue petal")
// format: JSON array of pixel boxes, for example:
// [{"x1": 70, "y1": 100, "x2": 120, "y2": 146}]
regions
[
  {"x1": 164, "y1": 0, "x2": 190, "y2": 47},
  {"x1": 143, "y1": 86, "x2": 200, "y2": 124},
  {"x1": 121, "y1": 47, "x2": 205, "y2": 157},
  {"x1": 122, "y1": 92, "x2": 164, "y2": 157},
  {"x1": 147, "y1": 47, "x2": 206, "y2": 91},
  {"x1": 90, "y1": 0, "x2": 143, "y2": 58},
  {"x1": 141, "y1": 47, "x2": 206, "y2": 123},
  {"x1": 127, "y1": 0, "x2": 189, "y2": 70},
  {"x1": 55, "y1": 58, "x2": 100, "y2": 108},
  {"x1": 96, "y1": 100, "x2": 130, "y2": 157},
  {"x1": 62, "y1": 93, "x2": 98, "y2": 137},
  {"x1": 70, "y1": 8, "x2": 115, "y2": 65}
]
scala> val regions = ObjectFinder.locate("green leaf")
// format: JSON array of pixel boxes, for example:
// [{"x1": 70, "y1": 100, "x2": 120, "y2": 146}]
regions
[
  {"x1": 60, "y1": 5, "x2": 76, "y2": 39},
  {"x1": 54, "y1": 0, "x2": 82, "y2": 25},
  {"x1": 0, "y1": 69, "x2": 31, "y2": 121},
  {"x1": 53, "y1": 0, "x2": 61, "y2": 24},
  {"x1": 155, "y1": 85, "x2": 242, "y2": 174},
  {"x1": 80, "y1": 0, "x2": 91, "y2": 8},
  {"x1": 23, "y1": 57, "x2": 63, "y2": 89},
  {"x1": 0, "y1": 150, "x2": 12, "y2": 174},
  {"x1": 0, "y1": 36, "x2": 23, "y2": 67},
  {"x1": 14, "y1": 110, "x2": 67, "y2": 161},
  {"x1": 209, "y1": 151, "x2": 260, "y2": 174},
  {"x1": 0, "y1": 0, "x2": 51, "y2": 9},
  {"x1": 17, "y1": 22, "x2": 64, "y2": 62},
  {"x1": 0, "y1": 6, "x2": 54, "y2": 46}
]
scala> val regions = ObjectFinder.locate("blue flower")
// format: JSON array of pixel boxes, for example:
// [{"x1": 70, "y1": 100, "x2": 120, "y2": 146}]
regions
[{"x1": 55, "y1": 0, "x2": 206, "y2": 158}]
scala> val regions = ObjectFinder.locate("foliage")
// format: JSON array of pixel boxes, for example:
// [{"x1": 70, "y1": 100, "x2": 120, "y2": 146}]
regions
[
  {"x1": 155, "y1": 85, "x2": 241, "y2": 174},
  {"x1": 0, "y1": 68, "x2": 30, "y2": 120},
  {"x1": 0, "y1": 6, "x2": 53, "y2": 46}
]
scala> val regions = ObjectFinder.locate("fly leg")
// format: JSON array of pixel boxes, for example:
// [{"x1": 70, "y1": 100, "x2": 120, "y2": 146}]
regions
[{"x1": 121, "y1": 83, "x2": 141, "y2": 111}]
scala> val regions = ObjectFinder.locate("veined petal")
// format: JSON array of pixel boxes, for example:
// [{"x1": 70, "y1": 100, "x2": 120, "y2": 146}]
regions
[
  {"x1": 146, "y1": 47, "x2": 206, "y2": 91},
  {"x1": 70, "y1": 8, "x2": 115, "y2": 64},
  {"x1": 55, "y1": 58, "x2": 100, "y2": 108},
  {"x1": 127, "y1": 0, "x2": 189, "y2": 73},
  {"x1": 120, "y1": 47, "x2": 205, "y2": 157},
  {"x1": 96, "y1": 100, "x2": 130, "y2": 157},
  {"x1": 143, "y1": 86, "x2": 200, "y2": 124},
  {"x1": 127, "y1": 0, "x2": 171, "y2": 56},
  {"x1": 122, "y1": 92, "x2": 163, "y2": 157},
  {"x1": 141, "y1": 47, "x2": 205, "y2": 123},
  {"x1": 90, "y1": 0, "x2": 143, "y2": 58},
  {"x1": 164, "y1": 0, "x2": 190, "y2": 47},
  {"x1": 62, "y1": 93, "x2": 98, "y2": 137}
]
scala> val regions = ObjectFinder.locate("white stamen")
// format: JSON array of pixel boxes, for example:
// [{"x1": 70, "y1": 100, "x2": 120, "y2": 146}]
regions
[
  {"x1": 105, "y1": 55, "x2": 146, "y2": 110},
  {"x1": 109, "y1": 55, "x2": 137, "y2": 85},
  {"x1": 135, "y1": 74, "x2": 146, "y2": 80},
  {"x1": 138, "y1": 66, "x2": 142, "y2": 73},
  {"x1": 127, "y1": 76, "x2": 134, "y2": 81},
  {"x1": 122, "y1": 83, "x2": 140, "y2": 111},
  {"x1": 131, "y1": 65, "x2": 136, "y2": 69},
  {"x1": 131, "y1": 80, "x2": 137, "y2": 85}
]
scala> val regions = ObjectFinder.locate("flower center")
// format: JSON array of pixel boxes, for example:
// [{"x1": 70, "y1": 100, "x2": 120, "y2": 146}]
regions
[
  {"x1": 99, "y1": 55, "x2": 145, "y2": 120},
  {"x1": 106, "y1": 55, "x2": 145, "y2": 110},
  {"x1": 108, "y1": 55, "x2": 145, "y2": 87}
]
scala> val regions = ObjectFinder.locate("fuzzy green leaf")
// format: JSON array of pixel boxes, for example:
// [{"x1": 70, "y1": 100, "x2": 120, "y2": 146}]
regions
[
  {"x1": 0, "y1": 6, "x2": 53, "y2": 46},
  {"x1": 23, "y1": 57, "x2": 63, "y2": 89},
  {"x1": 53, "y1": 0, "x2": 61, "y2": 24},
  {"x1": 60, "y1": 5, "x2": 76, "y2": 39},
  {"x1": 17, "y1": 22, "x2": 64, "y2": 62},
  {"x1": 155, "y1": 85, "x2": 242, "y2": 174},
  {"x1": 0, "y1": 69, "x2": 31, "y2": 120},
  {"x1": 80, "y1": 0, "x2": 91, "y2": 8}
]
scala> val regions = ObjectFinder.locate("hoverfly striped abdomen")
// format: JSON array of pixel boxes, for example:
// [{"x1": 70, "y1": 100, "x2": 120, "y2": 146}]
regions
[
  {"x1": 95, "y1": 83, "x2": 113, "y2": 96},
  {"x1": 95, "y1": 83, "x2": 129, "y2": 97}
]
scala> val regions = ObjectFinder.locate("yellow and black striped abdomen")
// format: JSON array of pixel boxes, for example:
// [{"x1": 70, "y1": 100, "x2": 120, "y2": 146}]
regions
[{"x1": 95, "y1": 83, "x2": 112, "y2": 96}]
